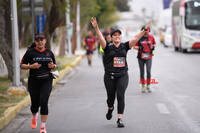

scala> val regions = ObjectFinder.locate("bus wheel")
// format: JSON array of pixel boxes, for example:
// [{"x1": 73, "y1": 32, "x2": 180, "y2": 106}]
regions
[
  {"x1": 182, "y1": 49, "x2": 188, "y2": 53},
  {"x1": 174, "y1": 47, "x2": 179, "y2": 51}
]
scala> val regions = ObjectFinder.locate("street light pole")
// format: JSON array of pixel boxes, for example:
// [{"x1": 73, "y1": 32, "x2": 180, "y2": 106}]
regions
[
  {"x1": 9, "y1": 0, "x2": 26, "y2": 95},
  {"x1": 11, "y1": 0, "x2": 20, "y2": 86}
]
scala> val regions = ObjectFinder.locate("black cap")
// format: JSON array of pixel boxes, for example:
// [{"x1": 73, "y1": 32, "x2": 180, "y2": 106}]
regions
[
  {"x1": 110, "y1": 29, "x2": 122, "y2": 37},
  {"x1": 35, "y1": 33, "x2": 45, "y2": 39}
]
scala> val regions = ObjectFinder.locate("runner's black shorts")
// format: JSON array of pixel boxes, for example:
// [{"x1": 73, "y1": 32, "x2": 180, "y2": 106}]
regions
[{"x1": 86, "y1": 50, "x2": 93, "y2": 55}]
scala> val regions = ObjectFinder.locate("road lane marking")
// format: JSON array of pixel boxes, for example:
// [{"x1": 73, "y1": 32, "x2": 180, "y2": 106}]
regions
[
  {"x1": 164, "y1": 92, "x2": 200, "y2": 133},
  {"x1": 156, "y1": 103, "x2": 170, "y2": 114}
]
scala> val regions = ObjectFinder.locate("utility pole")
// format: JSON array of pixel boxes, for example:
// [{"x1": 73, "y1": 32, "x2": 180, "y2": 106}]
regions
[
  {"x1": 66, "y1": 0, "x2": 72, "y2": 55},
  {"x1": 11, "y1": 0, "x2": 20, "y2": 86},
  {"x1": 76, "y1": 1, "x2": 81, "y2": 50},
  {"x1": 9, "y1": 0, "x2": 26, "y2": 95}
]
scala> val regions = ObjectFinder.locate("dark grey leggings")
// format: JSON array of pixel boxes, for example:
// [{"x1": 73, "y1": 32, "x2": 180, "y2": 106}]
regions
[
  {"x1": 138, "y1": 58, "x2": 152, "y2": 85},
  {"x1": 104, "y1": 73, "x2": 129, "y2": 114}
]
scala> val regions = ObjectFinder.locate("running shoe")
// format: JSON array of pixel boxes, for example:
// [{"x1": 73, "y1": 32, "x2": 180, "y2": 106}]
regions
[
  {"x1": 40, "y1": 125, "x2": 47, "y2": 133},
  {"x1": 117, "y1": 118, "x2": 125, "y2": 128},
  {"x1": 30, "y1": 113, "x2": 38, "y2": 129},
  {"x1": 147, "y1": 85, "x2": 152, "y2": 93},
  {"x1": 141, "y1": 86, "x2": 146, "y2": 93},
  {"x1": 106, "y1": 107, "x2": 114, "y2": 120}
]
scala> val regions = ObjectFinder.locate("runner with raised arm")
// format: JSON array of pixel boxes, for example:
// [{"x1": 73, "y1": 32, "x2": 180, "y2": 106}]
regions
[{"x1": 91, "y1": 17, "x2": 150, "y2": 128}]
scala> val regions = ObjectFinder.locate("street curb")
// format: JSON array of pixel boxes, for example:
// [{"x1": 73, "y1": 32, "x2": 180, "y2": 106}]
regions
[
  {"x1": 0, "y1": 55, "x2": 82, "y2": 130},
  {"x1": 63, "y1": 56, "x2": 82, "y2": 67},
  {"x1": 0, "y1": 96, "x2": 30, "y2": 130}
]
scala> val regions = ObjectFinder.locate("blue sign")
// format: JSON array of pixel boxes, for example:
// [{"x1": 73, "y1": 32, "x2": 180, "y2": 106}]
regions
[
  {"x1": 36, "y1": 13, "x2": 46, "y2": 33},
  {"x1": 163, "y1": 0, "x2": 172, "y2": 9}
]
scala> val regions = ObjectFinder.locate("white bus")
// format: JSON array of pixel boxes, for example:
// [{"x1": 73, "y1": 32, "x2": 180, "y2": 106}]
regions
[{"x1": 172, "y1": 0, "x2": 200, "y2": 52}]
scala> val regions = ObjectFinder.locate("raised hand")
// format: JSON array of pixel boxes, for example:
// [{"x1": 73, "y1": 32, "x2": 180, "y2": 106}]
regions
[
  {"x1": 145, "y1": 21, "x2": 151, "y2": 29},
  {"x1": 91, "y1": 17, "x2": 98, "y2": 29},
  {"x1": 90, "y1": 17, "x2": 106, "y2": 48}
]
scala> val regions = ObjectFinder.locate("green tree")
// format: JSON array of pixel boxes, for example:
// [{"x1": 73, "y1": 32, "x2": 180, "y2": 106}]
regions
[
  {"x1": 70, "y1": 0, "x2": 100, "y2": 53},
  {"x1": 70, "y1": 0, "x2": 119, "y2": 53},
  {"x1": 115, "y1": 0, "x2": 130, "y2": 12},
  {"x1": 96, "y1": 0, "x2": 119, "y2": 28},
  {"x1": 43, "y1": 0, "x2": 67, "y2": 49}
]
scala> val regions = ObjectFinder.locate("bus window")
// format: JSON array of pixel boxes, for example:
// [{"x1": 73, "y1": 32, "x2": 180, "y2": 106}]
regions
[{"x1": 185, "y1": 1, "x2": 200, "y2": 30}]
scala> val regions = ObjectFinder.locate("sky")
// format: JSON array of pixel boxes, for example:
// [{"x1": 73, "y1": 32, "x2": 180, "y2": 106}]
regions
[{"x1": 129, "y1": 0, "x2": 164, "y2": 17}]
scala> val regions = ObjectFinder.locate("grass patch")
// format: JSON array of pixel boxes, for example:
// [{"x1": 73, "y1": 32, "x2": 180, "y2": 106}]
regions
[
  {"x1": 0, "y1": 95, "x2": 25, "y2": 103},
  {"x1": 0, "y1": 107, "x2": 6, "y2": 117},
  {"x1": 56, "y1": 65, "x2": 66, "y2": 71},
  {"x1": 56, "y1": 56, "x2": 77, "y2": 65},
  {"x1": 0, "y1": 94, "x2": 26, "y2": 117},
  {"x1": 0, "y1": 77, "x2": 11, "y2": 94},
  {"x1": 55, "y1": 56, "x2": 77, "y2": 71},
  {"x1": 0, "y1": 77, "x2": 26, "y2": 117}
]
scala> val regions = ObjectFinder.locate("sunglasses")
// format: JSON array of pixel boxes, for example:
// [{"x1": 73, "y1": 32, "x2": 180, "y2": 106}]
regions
[
  {"x1": 146, "y1": 29, "x2": 150, "y2": 33},
  {"x1": 35, "y1": 38, "x2": 44, "y2": 42}
]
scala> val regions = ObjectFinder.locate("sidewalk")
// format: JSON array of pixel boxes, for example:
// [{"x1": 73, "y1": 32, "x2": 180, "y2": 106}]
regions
[{"x1": 0, "y1": 53, "x2": 84, "y2": 130}]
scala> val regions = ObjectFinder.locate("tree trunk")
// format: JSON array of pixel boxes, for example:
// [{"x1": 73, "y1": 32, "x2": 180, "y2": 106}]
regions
[
  {"x1": 80, "y1": 24, "x2": 88, "y2": 48},
  {"x1": 72, "y1": 20, "x2": 76, "y2": 54},
  {"x1": 0, "y1": 1, "x2": 13, "y2": 81},
  {"x1": 71, "y1": 2, "x2": 77, "y2": 54},
  {"x1": 58, "y1": 26, "x2": 66, "y2": 56},
  {"x1": 44, "y1": 14, "x2": 51, "y2": 49},
  {"x1": 20, "y1": 21, "x2": 31, "y2": 48},
  {"x1": 44, "y1": 0, "x2": 66, "y2": 50},
  {"x1": 80, "y1": 24, "x2": 88, "y2": 37}
]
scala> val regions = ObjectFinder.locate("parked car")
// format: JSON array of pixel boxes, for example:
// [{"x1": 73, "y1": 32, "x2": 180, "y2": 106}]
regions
[
  {"x1": 163, "y1": 27, "x2": 172, "y2": 47},
  {"x1": 159, "y1": 27, "x2": 172, "y2": 47}
]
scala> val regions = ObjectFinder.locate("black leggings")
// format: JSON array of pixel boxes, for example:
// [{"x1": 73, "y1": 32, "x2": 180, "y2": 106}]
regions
[
  {"x1": 138, "y1": 58, "x2": 152, "y2": 85},
  {"x1": 104, "y1": 73, "x2": 129, "y2": 114},
  {"x1": 28, "y1": 77, "x2": 53, "y2": 115}
]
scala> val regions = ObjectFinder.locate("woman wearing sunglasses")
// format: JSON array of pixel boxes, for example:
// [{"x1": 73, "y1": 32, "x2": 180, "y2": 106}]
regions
[{"x1": 21, "y1": 33, "x2": 56, "y2": 133}]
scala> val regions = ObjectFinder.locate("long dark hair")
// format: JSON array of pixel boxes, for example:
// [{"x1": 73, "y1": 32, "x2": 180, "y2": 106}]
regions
[{"x1": 27, "y1": 43, "x2": 36, "y2": 50}]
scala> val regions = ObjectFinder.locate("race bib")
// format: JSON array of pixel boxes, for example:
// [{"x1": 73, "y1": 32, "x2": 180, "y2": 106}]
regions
[
  {"x1": 113, "y1": 57, "x2": 125, "y2": 67},
  {"x1": 141, "y1": 52, "x2": 151, "y2": 60}
]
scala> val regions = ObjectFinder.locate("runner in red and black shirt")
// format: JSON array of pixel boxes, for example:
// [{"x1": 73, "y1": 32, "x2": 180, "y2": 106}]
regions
[
  {"x1": 91, "y1": 17, "x2": 150, "y2": 128},
  {"x1": 134, "y1": 26, "x2": 156, "y2": 93},
  {"x1": 83, "y1": 30, "x2": 96, "y2": 66},
  {"x1": 21, "y1": 33, "x2": 56, "y2": 133}
]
